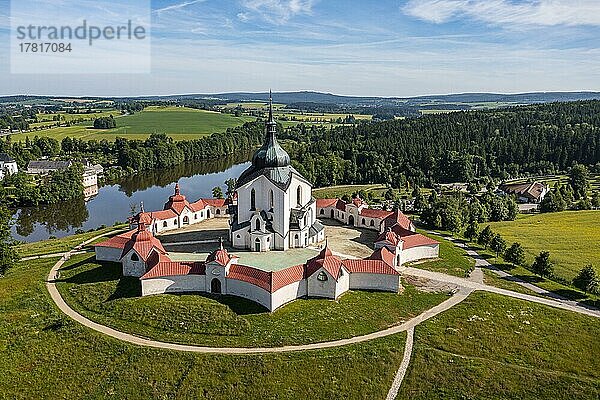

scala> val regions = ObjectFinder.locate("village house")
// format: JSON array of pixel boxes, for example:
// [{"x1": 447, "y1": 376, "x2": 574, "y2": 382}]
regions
[
  {"x1": 27, "y1": 159, "x2": 100, "y2": 188},
  {"x1": 499, "y1": 181, "x2": 549, "y2": 203},
  {"x1": 0, "y1": 153, "x2": 18, "y2": 180}
]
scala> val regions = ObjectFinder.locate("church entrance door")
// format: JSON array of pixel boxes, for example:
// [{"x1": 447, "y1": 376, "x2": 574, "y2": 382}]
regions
[
  {"x1": 211, "y1": 278, "x2": 222, "y2": 294},
  {"x1": 348, "y1": 215, "x2": 355, "y2": 226},
  {"x1": 255, "y1": 239, "x2": 261, "y2": 252}
]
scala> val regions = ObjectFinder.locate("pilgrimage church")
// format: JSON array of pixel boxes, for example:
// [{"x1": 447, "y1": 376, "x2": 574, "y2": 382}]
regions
[
  {"x1": 229, "y1": 96, "x2": 325, "y2": 251},
  {"x1": 94, "y1": 95, "x2": 439, "y2": 311}
]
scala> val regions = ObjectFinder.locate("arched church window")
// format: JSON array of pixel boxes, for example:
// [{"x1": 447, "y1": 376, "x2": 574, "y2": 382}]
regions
[
  {"x1": 256, "y1": 219, "x2": 261, "y2": 231},
  {"x1": 297, "y1": 186, "x2": 302, "y2": 206},
  {"x1": 320, "y1": 209, "x2": 324, "y2": 215},
  {"x1": 216, "y1": 209, "x2": 221, "y2": 215},
  {"x1": 251, "y1": 189, "x2": 256, "y2": 210},
  {"x1": 362, "y1": 218, "x2": 366, "y2": 225},
  {"x1": 163, "y1": 221, "x2": 167, "y2": 228},
  {"x1": 370, "y1": 220, "x2": 375, "y2": 227},
  {"x1": 131, "y1": 253, "x2": 139, "y2": 262},
  {"x1": 317, "y1": 271, "x2": 328, "y2": 282},
  {"x1": 269, "y1": 190, "x2": 274, "y2": 210}
]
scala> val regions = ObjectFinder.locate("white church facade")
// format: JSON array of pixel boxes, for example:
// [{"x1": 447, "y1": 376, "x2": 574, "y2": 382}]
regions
[{"x1": 229, "y1": 100, "x2": 325, "y2": 251}]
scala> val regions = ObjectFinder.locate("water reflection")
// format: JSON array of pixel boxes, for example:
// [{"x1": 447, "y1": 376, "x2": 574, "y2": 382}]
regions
[{"x1": 11, "y1": 152, "x2": 252, "y2": 243}]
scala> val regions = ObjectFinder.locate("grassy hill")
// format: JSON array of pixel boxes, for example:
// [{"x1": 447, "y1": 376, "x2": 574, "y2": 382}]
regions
[
  {"x1": 487, "y1": 211, "x2": 600, "y2": 281},
  {"x1": 11, "y1": 106, "x2": 256, "y2": 141}
]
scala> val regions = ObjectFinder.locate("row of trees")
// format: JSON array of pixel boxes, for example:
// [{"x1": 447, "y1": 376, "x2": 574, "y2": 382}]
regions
[
  {"x1": 472, "y1": 226, "x2": 599, "y2": 295},
  {"x1": 282, "y1": 100, "x2": 600, "y2": 189},
  {"x1": 419, "y1": 191, "x2": 518, "y2": 233}
]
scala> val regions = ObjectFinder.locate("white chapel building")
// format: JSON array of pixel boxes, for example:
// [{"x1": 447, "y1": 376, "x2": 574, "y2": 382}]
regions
[{"x1": 229, "y1": 97, "x2": 325, "y2": 251}]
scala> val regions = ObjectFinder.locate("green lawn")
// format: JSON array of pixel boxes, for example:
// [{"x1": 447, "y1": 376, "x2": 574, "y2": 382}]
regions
[
  {"x1": 0, "y1": 257, "x2": 408, "y2": 399},
  {"x1": 487, "y1": 211, "x2": 600, "y2": 281},
  {"x1": 15, "y1": 224, "x2": 128, "y2": 258},
  {"x1": 56, "y1": 254, "x2": 448, "y2": 347},
  {"x1": 313, "y1": 184, "x2": 387, "y2": 199},
  {"x1": 412, "y1": 233, "x2": 475, "y2": 277},
  {"x1": 11, "y1": 106, "x2": 256, "y2": 142},
  {"x1": 398, "y1": 292, "x2": 600, "y2": 400}
]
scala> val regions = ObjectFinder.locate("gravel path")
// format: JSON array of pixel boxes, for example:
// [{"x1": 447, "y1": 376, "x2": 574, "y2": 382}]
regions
[{"x1": 386, "y1": 326, "x2": 415, "y2": 400}]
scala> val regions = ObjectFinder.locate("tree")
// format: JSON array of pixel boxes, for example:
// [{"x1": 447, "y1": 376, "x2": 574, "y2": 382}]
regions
[
  {"x1": 531, "y1": 251, "x2": 554, "y2": 278},
  {"x1": 212, "y1": 186, "x2": 224, "y2": 199},
  {"x1": 464, "y1": 220, "x2": 479, "y2": 242},
  {"x1": 569, "y1": 163, "x2": 590, "y2": 200},
  {"x1": 93, "y1": 115, "x2": 116, "y2": 129},
  {"x1": 490, "y1": 234, "x2": 507, "y2": 258},
  {"x1": 503, "y1": 242, "x2": 526, "y2": 267},
  {"x1": 224, "y1": 178, "x2": 237, "y2": 198},
  {"x1": 573, "y1": 265, "x2": 599, "y2": 294},
  {"x1": 477, "y1": 225, "x2": 494, "y2": 249},
  {"x1": 591, "y1": 191, "x2": 600, "y2": 209},
  {"x1": 0, "y1": 205, "x2": 19, "y2": 276}
]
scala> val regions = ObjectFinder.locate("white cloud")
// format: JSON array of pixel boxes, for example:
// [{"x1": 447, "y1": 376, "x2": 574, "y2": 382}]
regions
[
  {"x1": 154, "y1": 0, "x2": 206, "y2": 15},
  {"x1": 404, "y1": 0, "x2": 600, "y2": 27},
  {"x1": 241, "y1": 0, "x2": 316, "y2": 24}
]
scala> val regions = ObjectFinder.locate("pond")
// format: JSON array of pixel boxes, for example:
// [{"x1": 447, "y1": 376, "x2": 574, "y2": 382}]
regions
[{"x1": 11, "y1": 154, "x2": 251, "y2": 242}]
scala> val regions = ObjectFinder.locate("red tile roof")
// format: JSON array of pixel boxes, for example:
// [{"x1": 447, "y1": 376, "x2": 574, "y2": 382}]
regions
[
  {"x1": 368, "y1": 247, "x2": 396, "y2": 267},
  {"x1": 316, "y1": 198, "x2": 338, "y2": 208},
  {"x1": 342, "y1": 259, "x2": 400, "y2": 276},
  {"x1": 141, "y1": 261, "x2": 206, "y2": 280},
  {"x1": 375, "y1": 230, "x2": 400, "y2": 246},
  {"x1": 384, "y1": 210, "x2": 413, "y2": 231},
  {"x1": 202, "y1": 198, "x2": 227, "y2": 207},
  {"x1": 188, "y1": 199, "x2": 207, "y2": 212},
  {"x1": 271, "y1": 264, "x2": 305, "y2": 292},
  {"x1": 400, "y1": 233, "x2": 439, "y2": 249},
  {"x1": 351, "y1": 197, "x2": 366, "y2": 207},
  {"x1": 360, "y1": 208, "x2": 393, "y2": 219},
  {"x1": 206, "y1": 248, "x2": 235, "y2": 266},
  {"x1": 120, "y1": 228, "x2": 166, "y2": 261},
  {"x1": 335, "y1": 199, "x2": 347, "y2": 211},
  {"x1": 149, "y1": 209, "x2": 178, "y2": 220},
  {"x1": 228, "y1": 264, "x2": 272, "y2": 292},
  {"x1": 95, "y1": 229, "x2": 136, "y2": 249},
  {"x1": 306, "y1": 246, "x2": 344, "y2": 280}
]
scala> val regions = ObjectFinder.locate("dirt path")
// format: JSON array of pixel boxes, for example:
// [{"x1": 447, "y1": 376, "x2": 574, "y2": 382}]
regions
[{"x1": 386, "y1": 326, "x2": 415, "y2": 400}]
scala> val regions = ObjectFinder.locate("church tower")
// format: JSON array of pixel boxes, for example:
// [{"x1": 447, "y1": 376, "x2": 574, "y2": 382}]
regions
[{"x1": 229, "y1": 92, "x2": 325, "y2": 251}]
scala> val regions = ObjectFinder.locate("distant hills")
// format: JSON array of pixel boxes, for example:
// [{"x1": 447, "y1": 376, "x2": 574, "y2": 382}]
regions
[
  {"x1": 2, "y1": 91, "x2": 600, "y2": 109},
  {"x1": 118, "y1": 91, "x2": 600, "y2": 107}
]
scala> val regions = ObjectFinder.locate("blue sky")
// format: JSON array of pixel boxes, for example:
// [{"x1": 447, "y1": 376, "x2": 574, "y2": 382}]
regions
[{"x1": 1, "y1": 0, "x2": 599, "y2": 96}]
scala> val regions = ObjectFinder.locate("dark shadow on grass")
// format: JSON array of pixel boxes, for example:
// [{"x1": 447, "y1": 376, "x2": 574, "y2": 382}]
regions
[
  {"x1": 513, "y1": 274, "x2": 544, "y2": 284},
  {"x1": 60, "y1": 257, "x2": 96, "y2": 272},
  {"x1": 549, "y1": 289, "x2": 587, "y2": 301},
  {"x1": 61, "y1": 263, "x2": 122, "y2": 284},
  {"x1": 164, "y1": 292, "x2": 268, "y2": 315},
  {"x1": 106, "y1": 277, "x2": 141, "y2": 301}
]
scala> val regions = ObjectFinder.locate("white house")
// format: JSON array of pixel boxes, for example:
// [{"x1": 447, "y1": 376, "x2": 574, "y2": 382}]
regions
[
  {"x1": 129, "y1": 183, "x2": 230, "y2": 235},
  {"x1": 229, "y1": 97, "x2": 325, "y2": 251},
  {"x1": 0, "y1": 153, "x2": 18, "y2": 180}
]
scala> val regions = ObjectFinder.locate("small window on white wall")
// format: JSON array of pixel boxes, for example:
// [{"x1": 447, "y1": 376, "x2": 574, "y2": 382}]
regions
[
  {"x1": 269, "y1": 190, "x2": 274, "y2": 210},
  {"x1": 163, "y1": 221, "x2": 167, "y2": 228},
  {"x1": 317, "y1": 271, "x2": 328, "y2": 282},
  {"x1": 297, "y1": 186, "x2": 302, "y2": 206},
  {"x1": 251, "y1": 188, "x2": 256, "y2": 210}
]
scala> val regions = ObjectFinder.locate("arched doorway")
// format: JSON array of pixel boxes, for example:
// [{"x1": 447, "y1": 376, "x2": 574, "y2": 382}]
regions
[
  {"x1": 348, "y1": 215, "x2": 355, "y2": 225},
  {"x1": 211, "y1": 278, "x2": 222, "y2": 294},
  {"x1": 255, "y1": 238, "x2": 261, "y2": 252},
  {"x1": 183, "y1": 216, "x2": 189, "y2": 225},
  {"x1": 330, "y1": 209, "x2": 334, "y2": 219}
]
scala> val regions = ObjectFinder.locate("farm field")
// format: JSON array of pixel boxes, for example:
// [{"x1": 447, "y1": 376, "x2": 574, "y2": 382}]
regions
[
  {"x1": 30, "y1": 110, "x2": 121, "y2": 129},
  {"x1": 11, "y1": 106, "x2": 256, "y2": 141},
  {"x1": 399, "y1": 292, "x2": 600, "y2": 400},
  {"x1": 487, "y1": 211, "x2": 600, "y2": 281},
  {"x1": 56, "y1": 253, "x2": 448, "y2": 347}
]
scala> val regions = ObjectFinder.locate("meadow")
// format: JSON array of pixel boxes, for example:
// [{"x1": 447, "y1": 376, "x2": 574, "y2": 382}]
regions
[
  {"x1": 0, "y1": 258, "x2": 406, "y2": 399},
  {"x1": 11, "y1": 106, "x2": 256, "y2": 142},
  {"x1": 2, "y1": 227, "x2": 598, "y2": 398},
  {"x1": 56, "y1": 253, "x2": 448, "y2": 347},
  {"x1": 487, "y1": 211, "x2": 600, "y2": 281},
  {"x1": 399, "y1": 292, "x2": 600, "y2": 400}
]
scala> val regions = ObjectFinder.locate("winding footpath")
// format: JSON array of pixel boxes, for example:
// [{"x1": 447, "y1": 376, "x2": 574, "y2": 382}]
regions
[{"x1": 38, "y1": 230, "x2": 600, "y2": 399}]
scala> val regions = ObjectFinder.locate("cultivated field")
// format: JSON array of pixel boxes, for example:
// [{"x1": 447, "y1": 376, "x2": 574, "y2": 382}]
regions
[
  {"x1": 11, "y1": 106, "x2": 256, "y2": 142},
  {"x1": 487, "y1": 211, "x2": 600, "y2": 281}
]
